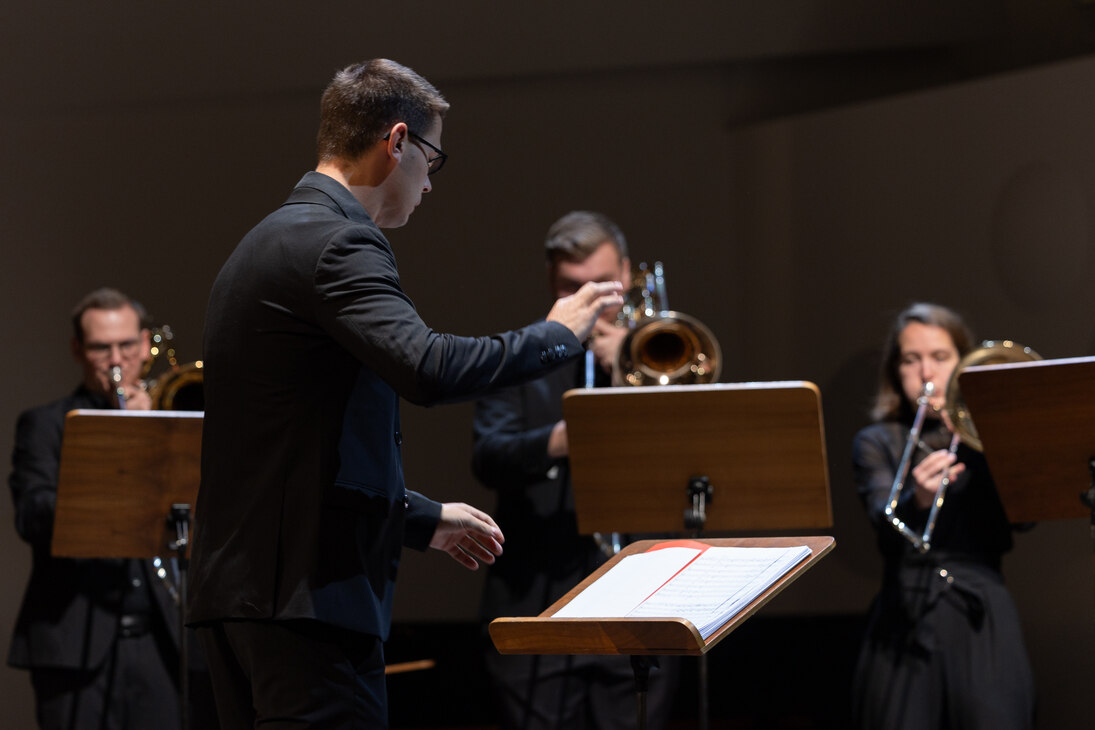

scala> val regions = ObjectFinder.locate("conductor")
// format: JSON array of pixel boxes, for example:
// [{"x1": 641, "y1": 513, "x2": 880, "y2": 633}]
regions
[{"x1": 186, "y1": 59, "x2": 623, "y2": 729}]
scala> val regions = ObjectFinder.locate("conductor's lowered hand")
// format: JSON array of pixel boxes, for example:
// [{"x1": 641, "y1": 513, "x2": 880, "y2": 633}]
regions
[{"x1": 430, "y1": 502, "x2": 506, "y2": 570}]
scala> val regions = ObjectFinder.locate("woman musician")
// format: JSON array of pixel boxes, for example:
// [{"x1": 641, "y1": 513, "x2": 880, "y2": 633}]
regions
[{"x1": 851, "y1": 302, "x2": 1035, "y2": 730}]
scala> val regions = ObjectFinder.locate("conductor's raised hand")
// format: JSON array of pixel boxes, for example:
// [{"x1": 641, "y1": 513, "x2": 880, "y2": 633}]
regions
[
  {"x1": 546, "y1": 281, "x2": 624, "y2": 343},
  {"x1": 429, "y1": 502, "x2": 506, "y2": 570}
]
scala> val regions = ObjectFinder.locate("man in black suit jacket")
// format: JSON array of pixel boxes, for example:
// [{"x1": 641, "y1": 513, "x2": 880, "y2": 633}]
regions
[
  {"x1": 187, "y1": 60, "x2": 623, "y2": 729},
  {"x1": 473, "y1": 211, "x2": 679, "y2": 730},
  {"x1": 8, "y1": 287, "x2": 185, "y2": 730}
]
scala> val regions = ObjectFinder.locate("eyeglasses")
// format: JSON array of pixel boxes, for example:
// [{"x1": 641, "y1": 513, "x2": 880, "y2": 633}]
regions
[
  {"x1": 409, "y1": 133, "x2": 447, "y2": 175},
  {"x1": 383, "y1": 130, "x2": 447, "y2": 175},
  {"x1": 83, "y1": 339, "x2": 143, "y2": 362}
]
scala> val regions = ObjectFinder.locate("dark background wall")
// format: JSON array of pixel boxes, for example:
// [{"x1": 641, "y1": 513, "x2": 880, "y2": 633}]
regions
[{"x1": 3, "y1": 2, "x2": 1095, "y2": 727}]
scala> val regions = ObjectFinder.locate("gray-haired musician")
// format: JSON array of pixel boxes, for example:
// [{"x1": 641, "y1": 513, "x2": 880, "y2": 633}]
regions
[
  {"x1": 7, "y1": 288, "x2": 185, "y2": 730},
  {"x1": 851, "y1": 302, "x2": 1035, "y2": 729}
]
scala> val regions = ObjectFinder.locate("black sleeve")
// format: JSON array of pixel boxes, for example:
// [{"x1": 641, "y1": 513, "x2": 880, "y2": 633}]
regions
[
  {"x1": 9, "y1": 405, "x2": 64, "y2": 549},
  {"x1": 852, "y1": 423, "x2": 925, "y2": 532},
  {"x1": 313, "y1": 225, "x2": 581, "y2": 406},
  {"x1": 403, "y1": 490, "x2": 444, "y2": 551},
  {"x1": 472, "y1": 383, "x2": 563, "y2": 493}
]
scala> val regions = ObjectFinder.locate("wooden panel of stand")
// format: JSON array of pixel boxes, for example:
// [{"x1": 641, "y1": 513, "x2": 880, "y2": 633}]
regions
[
  {"x1": 52, "y1": 409, "x2": 202, "y2": 559},
  {"x1": 490, "y1": 536, "x2": 835, "y2": 657},
  {"x1": 959, "y1": 355, "x2": 1095, "y2": 523},
  {"x1": 562, "y1": 383, "x2": 832, "y2": 534}
]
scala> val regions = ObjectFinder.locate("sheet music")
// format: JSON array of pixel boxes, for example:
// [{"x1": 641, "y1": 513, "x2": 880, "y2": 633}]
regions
[
  {"x1": 553, "y1": 546, "x2": 702, "y2": 618},
  {"x1": 552, "y1": 543, "x2": 811, "y2": 638}
]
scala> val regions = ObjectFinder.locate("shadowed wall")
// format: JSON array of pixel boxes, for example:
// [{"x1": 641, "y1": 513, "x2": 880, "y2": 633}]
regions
[{"x1": 2, "y1": 9, "x2": 1094, "y2": 726}]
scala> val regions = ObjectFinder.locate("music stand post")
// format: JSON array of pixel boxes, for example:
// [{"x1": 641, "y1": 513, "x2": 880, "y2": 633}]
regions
[
  {"x1": 684, "y1": 473, "x2": 714, "y2": 727},
  {"x1": 492, "y1": 382, "x2": 834, "y2": 730},
  {"x1": 168, "y1": 502, "x2": 192, "y2": 728},
  {"x1": 1086, "y1": 461, "x2": 1095, "y2": 559},
  {"x1": 52, "y1": 409, "x2": 202, "y2": 730}
]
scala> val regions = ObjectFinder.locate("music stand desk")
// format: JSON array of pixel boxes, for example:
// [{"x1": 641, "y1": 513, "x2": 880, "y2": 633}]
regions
[
  {"x1": 958, "y1": 356, "x2": 1095, "y2": 522},
  {"x1": 490, "y1": 536, "x2": 835, "y2": 657},
  {"x1": 53, "y1": 409, "x2": 202, "y2": 559},
  {"x1": 561, "y1": 382, "x2": 832, "y2": 534}
]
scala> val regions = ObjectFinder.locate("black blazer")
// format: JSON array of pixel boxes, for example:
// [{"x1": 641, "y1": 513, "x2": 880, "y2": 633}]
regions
[
  {"x1": 187, "y1": 172, "x2": 581, "y2": 640},
  {"x1": 8, "y1": 387, "x2": 179, "y2": 670}
]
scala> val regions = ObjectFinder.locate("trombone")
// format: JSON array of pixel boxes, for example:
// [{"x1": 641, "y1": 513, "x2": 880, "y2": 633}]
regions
[
  {"x1": 884, "y1": 340, "x2": 1040, "y2": 552},
  {"x1": 613, "y1": 261, "x2": 721, "y2": 386},
  {"x1": 882, "y1": 382, "x2": 938, "y2": 552}
]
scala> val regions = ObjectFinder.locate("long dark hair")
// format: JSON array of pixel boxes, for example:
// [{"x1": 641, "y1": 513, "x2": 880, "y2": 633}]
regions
[{"x1": 871, "y1": 302, "x2": 974, "y2": 423}]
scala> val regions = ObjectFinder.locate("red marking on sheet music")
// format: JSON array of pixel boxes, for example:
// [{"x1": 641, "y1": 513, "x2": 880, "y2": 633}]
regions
[{"x1": 638, "y1": 540, "x2": 711, "y2": 606}]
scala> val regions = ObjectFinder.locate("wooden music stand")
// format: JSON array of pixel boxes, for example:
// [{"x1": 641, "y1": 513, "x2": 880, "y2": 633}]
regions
[
  {"x1": 490, "y1": 536, "x2": 836, "y2": 656},
  {"x1": 491, "y1": 536, "x2": 834, "y2": 729},
  {"x1": 53, "y1": 409, "x2": 202, "y2": 730},
  {"x1": 957, "y1": 356, "x2": 1095, "y2": 523},
  {"x1": 562, "y1": 382, "x2": 832, "y2": 534},
  {"x1": 491, "y1": 382, "x2": 834, "y2": 729}
]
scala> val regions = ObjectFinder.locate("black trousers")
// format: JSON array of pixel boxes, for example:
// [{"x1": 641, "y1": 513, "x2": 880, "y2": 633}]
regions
[
  {"x1": 486, "y1": 651, "x2": 680, "y2": 730},
  {"x1": 197, "y1": 619, "x2": 387, "y2": 730},
  {"x1": 30, "y1": 628, "x2": 179, "y2": 730}
]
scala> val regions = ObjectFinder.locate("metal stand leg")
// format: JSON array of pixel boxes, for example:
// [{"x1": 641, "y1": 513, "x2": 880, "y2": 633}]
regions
[
  {"x1": 1082, "y1": 459, "x2": 1095, "y2": 611},
  {"x1": 630, "y1": 655, "x2": 657, "y2": 730},
  {"x1": 169, "y1": 504, "x2": 191, "y2": 730}
]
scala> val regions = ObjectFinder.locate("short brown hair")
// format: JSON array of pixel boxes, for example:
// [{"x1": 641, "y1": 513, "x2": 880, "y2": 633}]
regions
[
  {"x1": 316, "y1": 59, "x2": 449, "y2": 163},
  {"x1": 871, "y1": 302, "x2": 975, "y2": 422},
  {"x1": 70, "y1": 288, "x2": 149, "y2": 344},
  {"x1": 544, "y1": 211, "x2": 629, "y2": 267}
]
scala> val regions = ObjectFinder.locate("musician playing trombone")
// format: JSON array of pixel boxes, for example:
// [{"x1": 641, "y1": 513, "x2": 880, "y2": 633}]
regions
[
  {"x1": 851, "y1": 302, "x2": 1034, "y2": 730},
  {"x1": 473, "y1": 211, "x2": 680, "y2": 730},
  {"x1": 6, "y1": 288, "x2": 210, "y2": 730}
]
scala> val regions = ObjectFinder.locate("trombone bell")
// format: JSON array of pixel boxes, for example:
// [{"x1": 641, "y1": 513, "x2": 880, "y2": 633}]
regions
[
  {"x1": 617, "y1": 312, "x2": 722, "y2": 386},
  {"x1": 613, "y1": 262, "x2": 722, "y2": 386},
  {"x1": 943, "y1": 340, "x2": 1041, "y2": 452}
]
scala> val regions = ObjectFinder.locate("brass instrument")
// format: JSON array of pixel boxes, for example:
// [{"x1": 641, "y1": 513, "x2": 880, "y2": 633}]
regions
[
  {"x1": 942, "y1": 340, "x2": 1041, "y2": 451},
  {"x1": 883, "y1": 382, "x2": 937, "y2": 551},
  {"x1": 885, "y1": 339, "x2": 1041, "y2": 552},
  {"x1": 613, "y1": 262, "x2": 722, "y2": 386},
  {"x1": 143, "y1": 325, "x2": 205, "y2": 411}
]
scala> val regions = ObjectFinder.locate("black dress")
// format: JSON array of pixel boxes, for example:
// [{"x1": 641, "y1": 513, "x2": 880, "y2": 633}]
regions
[{"x1": 851, "y1": 418, "x2": 1035, "y2": 730}]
